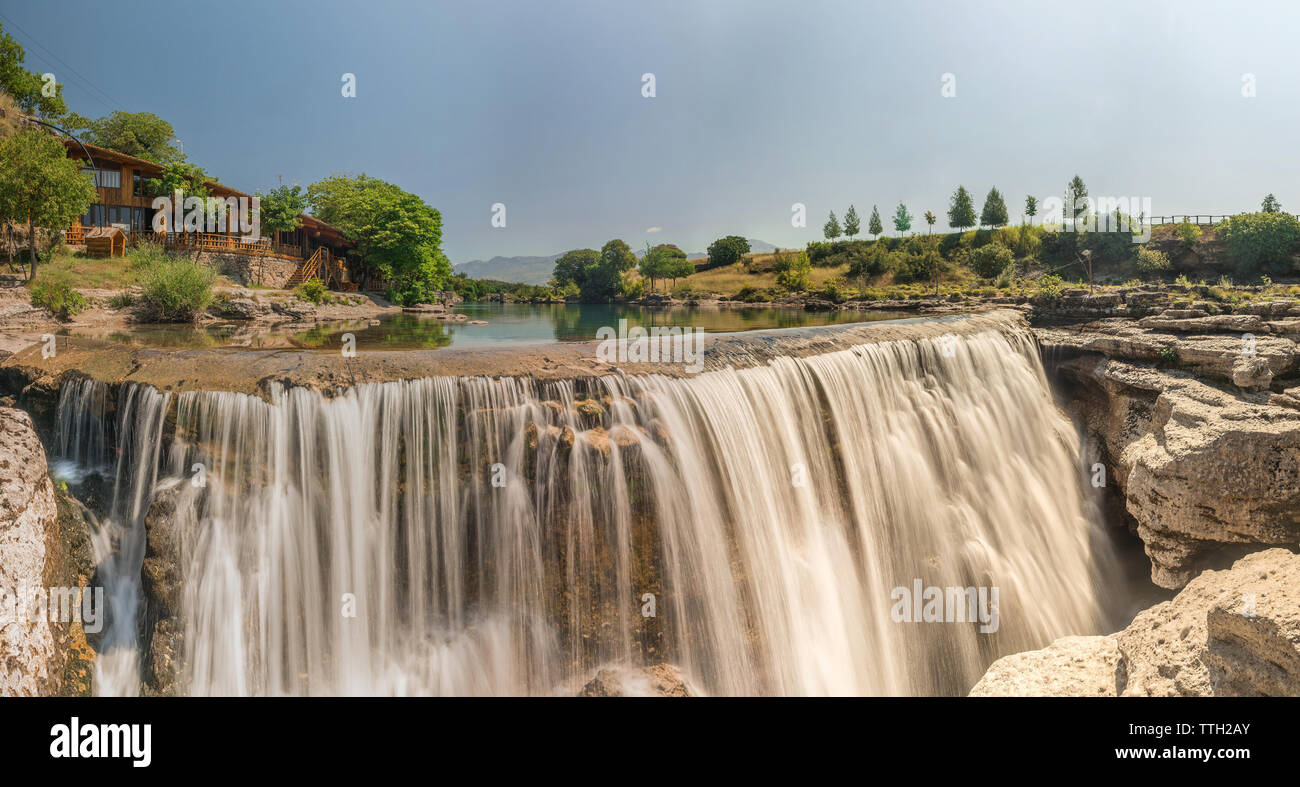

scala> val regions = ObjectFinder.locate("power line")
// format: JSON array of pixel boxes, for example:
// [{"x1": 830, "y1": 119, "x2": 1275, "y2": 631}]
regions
[{"x1": 0, "y1": 11, "x2": 122, "y2": 111}]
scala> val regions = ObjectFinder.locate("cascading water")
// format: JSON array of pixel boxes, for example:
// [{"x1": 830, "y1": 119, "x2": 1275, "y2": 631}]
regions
[{"x1": 54, "y1": 320, "x2": 1119, "y2": 696}]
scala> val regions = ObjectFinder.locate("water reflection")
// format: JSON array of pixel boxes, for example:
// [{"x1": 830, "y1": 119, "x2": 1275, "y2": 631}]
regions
[{"x1": 66, "y1": 302, "x2": 909, "y2": 352}]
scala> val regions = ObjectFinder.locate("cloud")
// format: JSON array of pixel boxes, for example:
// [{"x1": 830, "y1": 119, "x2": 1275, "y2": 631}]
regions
[{"x1": 645, "y1": 226, "x2": 662, "y2": 233}]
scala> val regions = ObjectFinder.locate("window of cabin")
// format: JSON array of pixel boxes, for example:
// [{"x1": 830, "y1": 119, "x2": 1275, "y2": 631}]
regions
[
  {"x1": 80, "y1": 166, "x2": 122, "y2": 189},
  {"x1": 133, "y1": 173, "x2": 143, "y2": 196}
]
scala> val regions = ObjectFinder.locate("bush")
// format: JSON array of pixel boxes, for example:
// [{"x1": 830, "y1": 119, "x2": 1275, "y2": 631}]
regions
[
  {"x1": 774, "y1": 250, "x2": 812, "y2": 291},
  {"x1": 295, "y1": 278, "x2": 327, "y2": 304},
  {"x1": 968, "y1": 242, "x2": 1014, "y2": 278},
  {"x1": 1216, "y1": 212, "x2": 1300, "y2": 276},
  {"x1": 136, "y1": 256, "x2": 216, "y2": 322},
  {"x1": 1175, "y1": 222, "x2": 1201, "y2": 247},
  {"x1": 1135, "y1": 246, "x2": 1172, "y2": 275},
  {"x1": 30, "y1": 278, "x2": 88, "y2": 321},
  {"x1": 846, "y1": 242, "x2": 893, "y2": 281}
]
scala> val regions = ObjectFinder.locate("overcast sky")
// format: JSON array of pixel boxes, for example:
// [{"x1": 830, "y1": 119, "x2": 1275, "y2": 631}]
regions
[{"x1": 5, "y1": 0, "x2": 1300, "y2": 261}]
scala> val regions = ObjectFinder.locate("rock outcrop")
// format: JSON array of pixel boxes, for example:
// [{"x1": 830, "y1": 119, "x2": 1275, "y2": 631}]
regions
[
  {"x1": 0, "y1": 407, "x2": 94, "y2": 695},
  {"x1": 971, "y1": 549, "x2": 1300, "y2": 696},
  {"x1": 1053, "y1": 354, "x2": 1300, "y2": 588},
  {"x1": 577, "y1": 664, "x2": 694, "y2": 697}
]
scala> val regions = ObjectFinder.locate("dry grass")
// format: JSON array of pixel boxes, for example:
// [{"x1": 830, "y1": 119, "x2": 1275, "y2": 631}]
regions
[{"x1": 683, "y1": 262, "x2": 850, "y2": 294}]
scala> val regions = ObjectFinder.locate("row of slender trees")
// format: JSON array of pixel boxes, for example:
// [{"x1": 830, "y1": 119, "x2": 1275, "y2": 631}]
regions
[{"x1": 822, "y1": 176, "x2": 1093, "y2": 241}]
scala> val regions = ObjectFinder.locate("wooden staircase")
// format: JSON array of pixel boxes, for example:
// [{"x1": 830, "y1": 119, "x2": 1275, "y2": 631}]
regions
[{"x1": 285, "y1": 247, "x2": 325, "y2": 288}]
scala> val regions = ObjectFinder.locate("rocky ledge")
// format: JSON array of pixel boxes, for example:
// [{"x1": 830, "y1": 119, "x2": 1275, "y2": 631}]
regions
[
  {"x1": 971, "y1": 548, "x2": 1300, "y2": 696},
  {"x1": 0, "y1": 407, "x2": 94, "y2": 696}
]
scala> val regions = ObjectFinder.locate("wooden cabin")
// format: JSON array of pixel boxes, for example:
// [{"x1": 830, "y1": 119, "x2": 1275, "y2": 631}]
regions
[
  {"x1": 84, "y1": 226, "x2": 126, "y2": 258},
  {"x1": 61, "y1": 140, "x2": 355, "y2": 281}
]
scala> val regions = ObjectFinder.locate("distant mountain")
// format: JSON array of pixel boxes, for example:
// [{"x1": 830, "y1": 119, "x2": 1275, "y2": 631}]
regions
[
  {"x1": 453, "y1": 238, "x2": 778, "y2": 284},
  {"x1": 453, "y1": 254, "x2": 562, "y2": 285}
]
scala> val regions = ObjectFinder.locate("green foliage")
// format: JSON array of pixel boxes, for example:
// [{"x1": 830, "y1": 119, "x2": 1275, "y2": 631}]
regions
[
  {"x1": 968, "y1": 242, "x2": 1014, "y2": 278},
  {"x1": 1157, "y1": 347, "x2": 1179, "y2": 364},
  {"x1": 774, "y1": 249, "x2": 812, "y2": 291},
  {"x1": 1024, "y1": 195, "x2": 1038, "y2": 220},
  {"x1": 29, "y1": 277, "x2": 87, "y2": 320},
  {"x1": 947, "y1": 186, "x2": 976, "y2": 231},
  {"x1": 1261, "y1": 193, "x2": 1282, "y2": 213},
  {"x1": 842, "y1": 205, "x2": 860, "y2": 239},
  {"x1": 149, "y1": 161, "x2": 212, "y2": 202},
  {"x1": 0, "y1": 128, "x2": 97, "y2": 278},
  {"x1": 893, "y1": 202, "x2": 912, "y2": 235},
  {"x1": 295, "y1": 278, "x2": 327, "y2": 304},
  {"x1": 1035, "y1": 273, "x2": 1066, "y2": 303},
  {"x1": 847, "y1": 239, "x2": 893, "y2": 281},
  {"x1": 868, "y1": 205, "x2": 883, "y2": 237},
  {"x1": 823, "y1": 211, "x2": 841, "y2": 241},
  {"x1": 549, "y1": 240, "x2": 639, "y2": 302},
  {"x1": 1216, "y1": 211, "x2": 1300, "y2": 276},
  {"x1": 136, "y1": 256, "x2": 216, "y2": 322},
  {"x1": 707, "y1": 235, "x2": 751, "y2": 268},
  {"x1": 924, "y1": 210, "x2": 936, "y2": 232},
  {"x1": 1135, "y1": 246, "x2": 1172, "y2": 276},
  {"x1": 258, "y1": 184, "x2": 308, "y2": 235},
  {"x1": 553, "y1": 248, "x2": 600, "y2": 287},
  {"x1": 1066, "y1": 175, "x2": 1089, "y2": 221},
  {"x1": 980, "y1": 187, "x2": 1009, "y2": 227},
  {"x1": 1175, "y1": 222, "x2": 1201, "y2": 247},
  {"x1": 307, "y1": 173, "x2": 449, "y2": 302},
  {"x1": 0, "y1": 23, "x2": 68, "y2": 117},
  {"x1": 64, "y1": 110, "x2": 182, "y2": 164},
  {"x1": 638, "y1": 242, "x2": 690, "y2": 291}
]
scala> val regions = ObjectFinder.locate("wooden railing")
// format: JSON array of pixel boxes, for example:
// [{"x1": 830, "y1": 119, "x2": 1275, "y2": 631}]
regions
[
  {"x1": 65, "y1": 225, "x2": 85, "y2": 244},
  {"x1": 286, "y1": 247, "x2": 325, "y2": 287}
]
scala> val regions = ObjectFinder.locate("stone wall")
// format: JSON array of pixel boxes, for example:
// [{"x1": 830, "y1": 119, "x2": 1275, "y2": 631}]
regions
[{"x1": 195, "y1": 252, "x2": 300, "y2": 288}]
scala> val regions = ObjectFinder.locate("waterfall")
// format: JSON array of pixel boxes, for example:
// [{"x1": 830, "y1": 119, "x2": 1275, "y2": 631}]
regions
[{"x1": 54, "y1": 321, "x2": 1118, "y2": 696}]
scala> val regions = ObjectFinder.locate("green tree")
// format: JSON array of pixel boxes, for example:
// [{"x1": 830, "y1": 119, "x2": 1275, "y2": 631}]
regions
[
  {"x1": 552, "y1": 248, "x2": 600, "y2": 288},
  {"x1": 980, "y1": 187, "x2": 1009, "y2": 228},
  {"x1": 63, "y1": 110, "x2": 182, "y2": 164},
  {"x1": 257, "y1": 184, "x2": 307, "y2": 237},
  {"x1": 1024, "y1": 195, "x2": 1038, "y2": 224},
  {"x1": 0, "y1": 128, "x2": 96, "y2": 279},
  {"x1": 774, "y1": 249, "x2": 812, "y2": 291},
  {"x1": 823, "y1": 211, "x2": 841, "y2": 241},
  {"x1": 646, "y1": 243, "x2": 691, "y2": 290},
  {"x1": 0, "y1": 24, "x2": 68, "y2": 117},
  {"x1": 707, "y1": 234, "x2": 751, "y2": 268},
  {"x1": 924, "y1": 210, "x2": 936, "y2": 234},
  {"x1": 893, "y1": 202, "x2": 912, "y2": 236},
  {"x1": 868, "y1": 205, "x2": 883, "y2": 238},
  {"x1": 1261, "y1": 193, "x2": 1282, "y2": 213},
  {"x1": 947, "y1": 186, "x2": 976, "y2": 231},
  {"x1": 842, "y1": 205, "x2": 860, "y2": 239},
  {"x1": 1066, "y1": 175, "x2": 1089, "y2": 224},
  {"x1": 307, "y1": 173, "x2": 448, "y2": 302}
]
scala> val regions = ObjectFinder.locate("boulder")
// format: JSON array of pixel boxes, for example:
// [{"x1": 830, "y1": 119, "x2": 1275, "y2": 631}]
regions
[
  {"x1": 578, "y1": 664, "x2": 694, "y2": 697},
  {"x1": 970, "y1": 549, "x2": 1300, "y2": 696}
]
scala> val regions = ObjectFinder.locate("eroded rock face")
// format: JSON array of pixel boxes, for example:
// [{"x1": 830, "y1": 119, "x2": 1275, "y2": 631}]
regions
[
  {"x1": 0, "y1": 407, "x2": 93, "y2": 696},
  {"x1": 969, "y1": 549, "x2": 1300, "y2": 696},
  {"x1": 577, "y1": 664, "x2": 694, "y2": 697},
  {"x1": 1051, "y1": 352, "x2": 1300, "y2": 588}
]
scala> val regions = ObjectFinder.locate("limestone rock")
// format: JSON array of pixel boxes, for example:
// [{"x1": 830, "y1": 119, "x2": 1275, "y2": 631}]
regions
[
  {"x1": 1054, "y1": 355, "x2": 1300, "y2": 588},
  {"x1": 970, "y1": 549, "x2": 1300, "y2": 696},
  {"x1": 0, "y1": 407, "x2": 89, "y2": 696},
  {"x1": 578, "y1": 664, "x2": 694, "y2": 697},
  {"x1": 1137, "y1": 313, "x2": 1265, "y2": 333},
  {"x1": 969, "y1": 636, "x2": 1122, "y2": 696}
]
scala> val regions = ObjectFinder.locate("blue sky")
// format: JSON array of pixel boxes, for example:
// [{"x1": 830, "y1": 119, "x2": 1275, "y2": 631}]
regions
[{"x1": 4, "y1": 0, "x2": 1300, "y2": 261}]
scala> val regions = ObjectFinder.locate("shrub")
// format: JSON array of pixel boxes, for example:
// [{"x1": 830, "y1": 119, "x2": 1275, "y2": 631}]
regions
[
  {"x1": 774, "y1": 250, "x2": 812, "y2": 291},
  {"x1": 136, "y1": 257, "x2": 216, "y2": 322},
  {"x1": 846, "y1": 242, "x2": 893, "y2": 281},
  {"x1": 295, "y1": 278, "x2": 327, "y2": 304},
  {"x1": 108, "y1": 292, "x2": 134, "y2": 309},
  {"x1": 30, "y1": 278, "x2": 88, "y2": 320},
  {"x1": 1135, "y1": 246, "x2": 1172, "y2": 275},
  {"x1": 1175, "y1": 222, "x2": 1201, "y2": 247},
  {"x1": 818, "y1": 276, "x2": 854, "y2": 303},
  {"x1": 1216, "y1": 212, "x2": 1300, "y2": 276},
  {"x1": 968, "y1": 242, "x2": 1014, "y2": 278}
]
